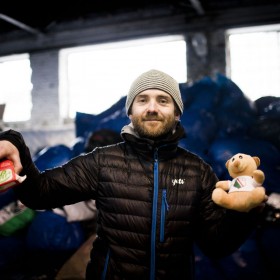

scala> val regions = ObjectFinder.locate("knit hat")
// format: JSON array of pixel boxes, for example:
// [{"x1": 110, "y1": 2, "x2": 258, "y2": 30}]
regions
[{"x1": 125, "y1": 69, "x2": 184, "y2": 115}]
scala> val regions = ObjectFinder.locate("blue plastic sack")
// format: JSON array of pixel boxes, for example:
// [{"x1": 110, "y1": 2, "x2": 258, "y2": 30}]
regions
[
  {"x1": 180, "y1": 109, "x2": 218, "y2": 157},
  {"x1": 75, "y1": 96, "x2": 127, "y2": 138},
  {"x1": 255, "y1": 96, "x2": 280, "y2": 117},
  {"x1": 208, "y1": 137, "x2": 280, "y2": 187},
  {"x1": 248, "y1": 116, "x2": 280, "y2": 151},
  {"x1": 26, "y1": 211, "x2": 84, "y2": 252},
  {"x1": 181, "y1": 77, "x2": 220, "y2": 112},
  {"x1": 208, "y1": 137, "x2": 280, "y2": 167},
  {"x1": 214, "y1": 110, "x2": 256, "y2": 138},
  {"x1": 215, "y1": 73, "x2": 257, "y2": 114},
  {"x1": 0, "y1": 189, "x2": 16, "y2": 209},
  {"x1": 33, "y1": 144, "x2": 73, "y2": 172}
]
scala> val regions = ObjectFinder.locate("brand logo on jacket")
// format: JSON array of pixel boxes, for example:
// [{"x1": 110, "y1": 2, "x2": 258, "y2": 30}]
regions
[{"x1": 172, "y1": 179, "x2": 185, "y2": 186}]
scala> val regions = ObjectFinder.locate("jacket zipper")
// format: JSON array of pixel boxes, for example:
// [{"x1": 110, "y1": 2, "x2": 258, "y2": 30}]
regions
[
  {"x1": 150, "y1": 148, "x2": 159, "y2": 280},
  {"x1": 160, "y1": 189, "x2": 169, "y2": 242},
  {"x1": 101, "y1": 248, "x2": 110, "y2": 280}
]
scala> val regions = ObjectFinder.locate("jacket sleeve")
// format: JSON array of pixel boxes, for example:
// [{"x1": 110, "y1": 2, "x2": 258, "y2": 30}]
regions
[
  {"x1": 0, "y1": 129, "x2": 99, "y2": 209},
  {"x1": 194, "y1": 161, "x2": 263, "y2": 259}
]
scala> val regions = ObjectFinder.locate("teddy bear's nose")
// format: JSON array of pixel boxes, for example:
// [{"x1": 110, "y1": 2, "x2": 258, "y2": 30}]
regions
[{"x1": 233, "y1": 161, "x2": 240, "y2": 168}]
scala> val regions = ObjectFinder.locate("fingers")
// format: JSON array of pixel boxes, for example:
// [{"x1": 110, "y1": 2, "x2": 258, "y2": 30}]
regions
[
  {"x1": 9, "y1": 153, "x2": 23, "y2": 174},
  {"x1": 0, "y1": 140, "x2": 23, "y2": 174}
]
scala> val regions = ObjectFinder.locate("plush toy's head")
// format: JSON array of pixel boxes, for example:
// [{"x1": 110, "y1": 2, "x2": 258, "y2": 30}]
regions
[
  {"x1": 226, "y1": 153, "x2": 260, "y2": 179},
  {"x1": 212, "y1": 153, "x2": 266, "y2": 212}
]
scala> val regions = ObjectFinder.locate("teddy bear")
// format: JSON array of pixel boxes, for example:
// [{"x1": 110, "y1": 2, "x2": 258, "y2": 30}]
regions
[{"x1": 212, "y1": 153, "x2": 266, "y2": 212}]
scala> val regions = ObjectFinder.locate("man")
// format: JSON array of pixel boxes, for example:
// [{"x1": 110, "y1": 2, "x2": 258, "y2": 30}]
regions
[{"x1": 0, "y1": 69, "x2": 264, "y2": 279}]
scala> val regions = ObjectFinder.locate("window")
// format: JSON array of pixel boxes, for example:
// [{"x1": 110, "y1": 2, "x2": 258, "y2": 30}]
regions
[
  {"x1": 226, "y1": 24, "x2": 280, "y2": 100},
  {"x1": 0, "y1": 54, "x2": 33, "y2": 122},
  {"x1": 59, "y1": 35, "x2": 187, "y2": 118}
]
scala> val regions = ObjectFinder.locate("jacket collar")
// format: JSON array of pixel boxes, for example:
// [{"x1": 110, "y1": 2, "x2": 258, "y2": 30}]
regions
[{"x1": 121, "y1": 122, "x2": 186, "y2": 160}]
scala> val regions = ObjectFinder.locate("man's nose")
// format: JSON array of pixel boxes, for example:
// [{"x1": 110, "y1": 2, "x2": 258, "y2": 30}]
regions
[{"x1": 147, "y1": 100, "x2": 158, "y2": 111}]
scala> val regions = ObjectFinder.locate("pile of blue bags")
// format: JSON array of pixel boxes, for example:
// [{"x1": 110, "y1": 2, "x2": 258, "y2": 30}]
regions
[
  {"x1": 0, "y1": 73, "x2": 279, "y2": 279},
  {"x1": 75, "y1": 73, "x2": 280, "y2": 194}
]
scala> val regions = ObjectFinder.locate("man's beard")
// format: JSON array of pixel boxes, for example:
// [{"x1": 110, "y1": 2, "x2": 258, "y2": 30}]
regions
[{"x1": 131, "y1": 112, "x2": 177, "y2": 139}]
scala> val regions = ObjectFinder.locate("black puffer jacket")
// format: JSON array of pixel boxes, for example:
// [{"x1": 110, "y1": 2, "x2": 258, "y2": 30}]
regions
[{"x1": 0, "y1": 126, "x2": 261, "y2": 280}]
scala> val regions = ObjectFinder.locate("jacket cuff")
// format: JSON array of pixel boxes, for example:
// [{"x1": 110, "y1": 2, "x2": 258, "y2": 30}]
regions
[{"x1": 0, "y1": 129, "x2": 34, "y2": 176}]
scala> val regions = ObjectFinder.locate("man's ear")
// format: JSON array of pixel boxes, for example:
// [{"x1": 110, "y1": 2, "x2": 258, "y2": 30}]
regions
[
  {"x1": 175, "y1": 115, "x2": 180, "y2": 121},
  {"x1": 129, "y1": 114, "x2": 132, "y2": 120}
]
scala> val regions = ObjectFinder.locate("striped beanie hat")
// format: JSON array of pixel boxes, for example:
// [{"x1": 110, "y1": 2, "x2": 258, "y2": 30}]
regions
[{"x1": 125, "y1": 69, "x2": 184, "y2": 116}]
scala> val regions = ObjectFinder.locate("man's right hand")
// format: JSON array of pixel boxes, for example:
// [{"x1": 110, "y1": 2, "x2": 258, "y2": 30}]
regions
[{"x1": 0, "y1": 140, "x2": 22, "y2": 174}]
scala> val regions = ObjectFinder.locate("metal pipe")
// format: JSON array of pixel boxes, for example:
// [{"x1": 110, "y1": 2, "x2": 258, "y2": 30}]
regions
[
  {"x1": 0, "y1": 13, "x2": 42, "y2": 35},
  {"x1": 189, "y1": 0, "x2": 205, "y2": 15}
]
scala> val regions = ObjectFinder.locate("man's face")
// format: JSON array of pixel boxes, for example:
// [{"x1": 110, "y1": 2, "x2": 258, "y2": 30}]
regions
[{"x1": 129, "y1": 89, "x2": 180, "y2": 139}]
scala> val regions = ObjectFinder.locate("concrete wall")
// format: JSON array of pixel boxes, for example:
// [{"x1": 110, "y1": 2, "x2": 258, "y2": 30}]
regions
[{"x1": 1, "y1": 7, "x2": 278, "y2": 150}]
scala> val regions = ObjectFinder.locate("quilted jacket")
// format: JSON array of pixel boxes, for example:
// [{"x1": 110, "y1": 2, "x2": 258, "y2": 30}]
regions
[{"x1": 0, "y1": 126, "x2": 261, "y2": 280}]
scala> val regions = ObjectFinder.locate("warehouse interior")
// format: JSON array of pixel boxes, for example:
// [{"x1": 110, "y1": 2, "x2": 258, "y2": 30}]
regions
[{"x1": 0, "y1": 0, "x2": 280, "y2": 279}]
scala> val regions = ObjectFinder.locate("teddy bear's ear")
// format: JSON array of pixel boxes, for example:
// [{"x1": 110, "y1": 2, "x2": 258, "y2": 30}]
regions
[
  {"x1": 253, "y1": 156, "x2": 260, "y2": 167},
  {"x1": 225, "y1": 159, "x2": 230, "y2": 168}
]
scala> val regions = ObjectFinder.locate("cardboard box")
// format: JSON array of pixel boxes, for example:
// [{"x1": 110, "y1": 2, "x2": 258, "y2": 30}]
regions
[{"x1": 0, "y1": 160, "x2": 26, "y2": 192}]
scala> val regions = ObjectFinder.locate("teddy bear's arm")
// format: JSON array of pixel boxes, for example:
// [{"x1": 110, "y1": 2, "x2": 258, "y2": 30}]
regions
[
  {"x1": 252, "y1": 170, "x2": 265, "y2": 185},
  {"x1": 215, "y1": 180, "x2": 230, "y2": 191}
]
